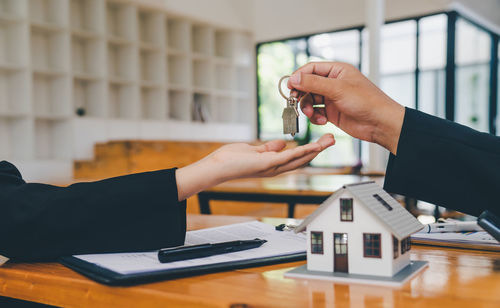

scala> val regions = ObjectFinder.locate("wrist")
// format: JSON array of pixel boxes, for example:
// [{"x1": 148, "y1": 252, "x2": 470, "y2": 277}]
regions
[
  {"x1": 175, "y1": 159, "x2": 223, "y2": 201},
  {"x1": 372, "y1": 102, "x2": 405, "y2": 155}
]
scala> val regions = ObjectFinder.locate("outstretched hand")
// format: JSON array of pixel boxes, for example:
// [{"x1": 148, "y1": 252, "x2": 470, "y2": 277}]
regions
[{"x1": 176, "y1": 134, "x2": 335, "y2": 201}]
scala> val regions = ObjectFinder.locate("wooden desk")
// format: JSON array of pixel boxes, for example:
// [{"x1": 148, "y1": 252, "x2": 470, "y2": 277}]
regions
[
  {"x1": 1, "y1": 215, "x2": 499, "y2": 308},
  {"x1": 199, "y1": 171, "x2": 382, "y2": 217}
]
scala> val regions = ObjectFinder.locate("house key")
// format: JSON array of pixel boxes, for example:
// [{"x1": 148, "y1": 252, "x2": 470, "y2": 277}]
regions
[{"x1": 279, "y1": 75, "x2": 299, "y2": 136}]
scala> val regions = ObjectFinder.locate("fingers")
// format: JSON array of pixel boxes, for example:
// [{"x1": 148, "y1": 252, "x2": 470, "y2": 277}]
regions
[
  {"x1": 300, "y1": 93, "x2": 327, "y2": 125},
  {"x1": 256, "y1": 140, "x2": 286, "y2": 153},
  {"x1": 289, "y1": 73, "x2": 343, "y2": 100},
  {"x1": 290, "y1": 62, "x2": 346, "y2": 79},
  {"x1": 273, "y1": 134, "x2": 335, "y2": 174},
  {"x1": 315, "y1": 133, "x2": 336, "y2": 149}
]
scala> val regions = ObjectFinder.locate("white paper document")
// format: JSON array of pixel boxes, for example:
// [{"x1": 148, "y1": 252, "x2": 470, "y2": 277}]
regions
[
  {"x1": 411, "y1": 231, "x2": 499, "y2": 249},
  {"x1": 74, "y1": 221, "x2": 306, "y2": 275}
]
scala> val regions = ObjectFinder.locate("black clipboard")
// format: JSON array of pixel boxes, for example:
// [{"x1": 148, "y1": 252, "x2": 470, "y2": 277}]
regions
[{"x1": 59, "y1": 252, "x2": 306, "y2": 286}]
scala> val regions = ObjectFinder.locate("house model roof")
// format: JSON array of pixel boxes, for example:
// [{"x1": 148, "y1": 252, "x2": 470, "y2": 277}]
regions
[{"x1": 295, "y1": 181, "x2": 424, "y2": 239}]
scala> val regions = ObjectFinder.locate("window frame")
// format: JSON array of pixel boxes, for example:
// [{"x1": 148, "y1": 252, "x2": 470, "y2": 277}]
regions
[
  {"x1": 311, "y1": 231, "x2": 324, "y2": 254},
  {"x1": 340, "y1": 198, "x2": 354, "y2": 221},
  {"x1": 363, "y1": 233, "x2": 382, "y2": 258}
]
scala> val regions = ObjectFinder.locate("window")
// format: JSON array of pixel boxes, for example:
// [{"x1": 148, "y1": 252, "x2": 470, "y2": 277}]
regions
[
  {"x1": 257, "y1": 11, "x2": 500, "y2": 170},
  {"x1": 340, "y1": 198, "x2": 353, "y2": 221},
  {"x1": 373, "y1": 194, "x2": 393, "y2": 211},
  {"x1": 311, "y1": 231, "x2": 324, "y2": 254},
  {"x1": 455, "y1": 17, "x2": 491, "y2": 133},
  {"x1": 401, "y1": 237, "x2": 411, "y2": 254},
  {"x1": 393, "y1": 236, "x2": 399, "y2": 259},
  {"x1": 363, "y1": 233, "x2": 381, "y2": 258}
]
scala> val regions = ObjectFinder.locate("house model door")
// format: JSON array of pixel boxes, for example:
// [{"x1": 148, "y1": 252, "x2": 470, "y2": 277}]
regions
[{"x1": 334, "y1": 233, "x2": 348, "y2": 273}]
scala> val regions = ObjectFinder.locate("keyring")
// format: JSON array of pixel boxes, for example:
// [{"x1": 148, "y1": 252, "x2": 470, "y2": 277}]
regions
[{"x1": 278, "y1": 75, "x2": 291, "y2": 100}]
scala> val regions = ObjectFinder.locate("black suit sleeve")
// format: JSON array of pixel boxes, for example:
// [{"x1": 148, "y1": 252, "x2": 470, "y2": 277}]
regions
[
  {"x1": 0, "y1": 161, "x2": 186, "y2": 261},
  {"x1": 384, "y1": 108, "x2": 500, "y2": 217}
]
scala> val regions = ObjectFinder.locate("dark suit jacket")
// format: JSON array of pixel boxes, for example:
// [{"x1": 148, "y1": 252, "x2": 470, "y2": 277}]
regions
[
  {"x1": 384, "y1": 108, "x2": 500, "y2": 217},
  {"x1": 0, "y1": 162, "x2": 186, "y2": 261}
]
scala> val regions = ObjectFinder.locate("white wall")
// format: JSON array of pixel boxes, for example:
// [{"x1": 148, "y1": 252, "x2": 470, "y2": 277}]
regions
[{"x1": 253, "y1": 0, "x2": 500, "y2": 42}]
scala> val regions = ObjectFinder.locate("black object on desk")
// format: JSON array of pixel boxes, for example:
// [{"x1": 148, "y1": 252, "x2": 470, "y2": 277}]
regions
[
  {"x1": 478, "y1": 210, "x2": 500, "y2": 242},
  {"x1": 158, "y1": 239, "x2": 267, "y2": 263}
]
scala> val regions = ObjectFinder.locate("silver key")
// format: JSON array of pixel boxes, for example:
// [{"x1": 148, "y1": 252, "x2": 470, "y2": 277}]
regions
[
  {"x1": 282, "y1": 97, "x2": 299, "y2": 136},
  {"x1": 278, "y1": 75, "x2": 299, "y2": 137}
]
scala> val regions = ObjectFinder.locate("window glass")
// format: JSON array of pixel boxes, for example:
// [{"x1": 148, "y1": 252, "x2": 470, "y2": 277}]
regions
[
  {"x1": 455, "y1": 18, "x2": 491, "y2": 133},
  {"x1": 393, "y1": 236, "x2": 399, "y2": 259},
  {"x1": 363, "y1": 233, "x2": 381, "y2": 258},
  {"x1": 497, "y1": 42, "x2": 500, "y2": 136},
  {"x1": 309, "y1": 30, "x2": 360, "y2": 66},
  {"x1": 418, "y1": 14, "x2": 447, "y2": 117},
  {"x1": 456, "y1": 64, "x2": 490, "y2": 132},
  {"x1": 419, "y1": 14, "x2": 447, "y2": 70},
  {"x1": 311, "y1": 232, "x2": 324, "y2": 254},
  {"x1": 334, "y1": 233, "x2": 348, "y2": 254},
  {"x1": 419, "y1": 70, "x2": 446, "y2": 117},
  {"x1": 340, "y1": 198, "x2": 353, "y2": 221},
  {"x1": 381, "y1": 20, "x2": 417, "y2": 74},
  {"x1": 456, "y1": 18, "x2": 491, "y2": 65},
  {"x1": 380, "y1": 20, "x2": 417, "y2": 109}
]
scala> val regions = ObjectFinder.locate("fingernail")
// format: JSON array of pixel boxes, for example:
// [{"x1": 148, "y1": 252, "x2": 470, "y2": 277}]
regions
[{"x1": 289, "y1": 73, "x2": 301, "y2": 85}]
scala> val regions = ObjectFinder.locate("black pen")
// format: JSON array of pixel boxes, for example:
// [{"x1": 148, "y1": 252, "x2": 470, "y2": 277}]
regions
[{"x1": 158, "y1": 238, "x2": 267, "y2": 263}]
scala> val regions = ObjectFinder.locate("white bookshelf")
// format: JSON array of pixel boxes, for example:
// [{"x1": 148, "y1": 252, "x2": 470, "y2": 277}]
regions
[{"x1": 0, "y1": 0, "x2": 255, "y2": 182}]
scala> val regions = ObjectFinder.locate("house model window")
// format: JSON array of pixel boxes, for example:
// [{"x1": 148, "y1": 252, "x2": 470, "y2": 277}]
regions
[
  {"x1": 363, "y1": 233, "x2": 381, "y2": 258},
  {"x1": 311, "y1": 232, "x2": 323, "y2": 254},
  {"x1": 340, "y1": 198, "x2": 353, "y2": 221},
  {"x1": 393, "y1": 236, "x2": 399, "y2": 259},
  {"x1": 292, "y1": 181, "x2": 424, "y2": 277}
]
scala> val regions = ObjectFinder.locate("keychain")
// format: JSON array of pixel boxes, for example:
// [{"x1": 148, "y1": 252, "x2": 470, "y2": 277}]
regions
[{"x1": 278, "y1": 75, "x2": 299, "y2": 137}]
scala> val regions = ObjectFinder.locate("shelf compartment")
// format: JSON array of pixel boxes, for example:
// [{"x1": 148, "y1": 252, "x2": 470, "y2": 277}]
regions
[
  {"x1": 215, "y1": 64, "x2": 234, "y2": 90},
  {"x1": 73, "y1": 78, "x2": 106, "y2": 117},
  {"x1": 72, "y1": 36, "x2": 105, "y2": 76},
  {"x1": 0, "y1": 21, "x2": 28, "y2": 66},
  {"x1": 166, "y1": 17, "x2": 190, "y2": 52},
  {"x1": 0, "y1": 70, "x2": 29, "y2": 116},
  {"x1": 141, "y1": 87, "x2": 166, "y2": 120},
  {"x1": 29, "y1": 0, "x2": 67, "y2": 26},
  {"x1": 232, "y1": 32, "x2": 253, "y2": 66},
  {"x1": 192, "y1": 93, "x2": 212, "y2": 122},
  {"x1": 0, "y1": 117, "x2": 32, "y2": 159},
  {"x1": 235, "y1": 66, "x2": 252, "y2": 93},
  {"x1": 108, "y1": 83, "x2": 138, "y2": 119},
  {"x1": 167, "y1": 54, "x2": 190, "y2": 86},
  {"x1": 31, "y1": 27, "x2": 69, "y2": 72},
  {"x1": 192, "y1": 24, "x2": 213, "y2": 55},
  {"x1": 193, "y1": 58, "x2": 212, "y2": 89},
  {"x1": 106, "y1": 1, "x2": 136, "y2": 41},
  {"x1": 33, "y1": 73, "x2": 71, "y2": 118},
  {"x1": 215, "y1": 30, "x2": 233, "y2": 58},
  {"x1": 0, "y1": 0, "x2": 26, "y2": 18},
  {"x1": 138, "y1": 10, "x2": 164, "y2": 47},
  {"x1": 34, "y1": 118, "x2": 72, "y2": 159},
  {"x1": 108, "y1": 43, "x2": 136, "y2": 81},
  {"x1": 140, "y1": 49, "x2": 164, "y2": 83},
  {"x1": 213, "y1": 95, "x2": 234, "y2": 123},
  {"x1": 70, "y1": 0, "x2": 104, "y2": 33},
  {"x1": 168, "y1": 89, "x2": 190, "y2": 121}
]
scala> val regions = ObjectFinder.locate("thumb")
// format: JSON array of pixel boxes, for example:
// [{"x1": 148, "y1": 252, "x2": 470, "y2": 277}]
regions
[{"x1": 289, "y1": 73, "x2": 343, "y2": 99}]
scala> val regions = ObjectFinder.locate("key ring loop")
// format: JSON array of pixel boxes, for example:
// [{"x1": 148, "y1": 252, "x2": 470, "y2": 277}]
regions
[{"x1": 278, "y1": 75, "x2": 291, "y2": 100}]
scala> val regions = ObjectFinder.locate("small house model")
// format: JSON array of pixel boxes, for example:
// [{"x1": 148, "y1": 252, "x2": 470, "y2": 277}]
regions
[{"x1": 294, "y1": 181, "x2": 424, "y2": 277}]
